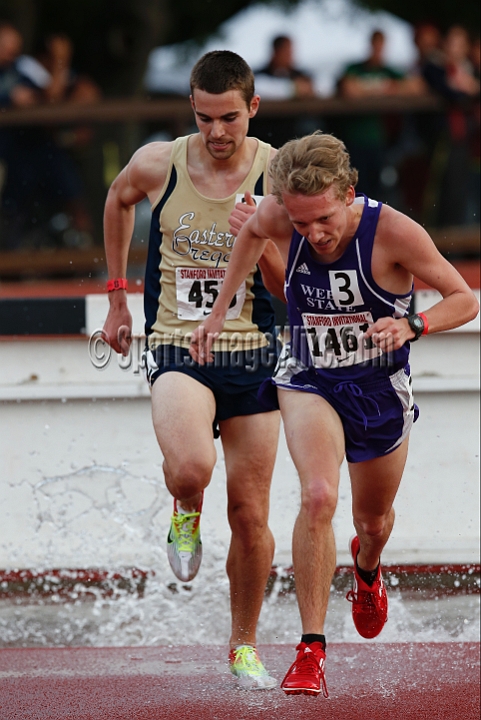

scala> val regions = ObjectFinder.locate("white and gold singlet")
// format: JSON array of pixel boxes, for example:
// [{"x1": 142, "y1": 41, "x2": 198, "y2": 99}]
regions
[{"x1": 144, "y1": 135, "x2": 275, "y2": 351}]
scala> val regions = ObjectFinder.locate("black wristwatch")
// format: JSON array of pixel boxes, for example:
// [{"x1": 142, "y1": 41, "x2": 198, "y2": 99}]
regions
[{"x1": 406, "y1": 314, "x2": 425, "y2": 342}]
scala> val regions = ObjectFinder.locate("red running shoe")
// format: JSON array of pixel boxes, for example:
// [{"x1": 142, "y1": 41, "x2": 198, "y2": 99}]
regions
[
  {"x1": 346, "y1": 535, "x2": 388, "y2": 639},
  {"x1": 280, "y1": 642, "x2": 328, "y2": 697}
]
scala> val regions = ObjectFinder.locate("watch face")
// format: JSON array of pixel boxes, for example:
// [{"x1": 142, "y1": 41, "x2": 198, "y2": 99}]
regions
[{"x1": 408, "y1": 314, "x2": 424, "y2": 339}]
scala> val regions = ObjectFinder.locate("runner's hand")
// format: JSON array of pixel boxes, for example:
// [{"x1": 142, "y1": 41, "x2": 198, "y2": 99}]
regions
[
  {"x1": 189, "y1": 314, "x2": 224, "y2": 365},
  {"x1": 228, "y1": 190, "x2": 257, "y2": 237},
  {"x1": 364, "y1": 317, "x2": 413, "y2": 352},
  {"x1": 102, "y1": 305, "x2": 133, "y2": 356}
]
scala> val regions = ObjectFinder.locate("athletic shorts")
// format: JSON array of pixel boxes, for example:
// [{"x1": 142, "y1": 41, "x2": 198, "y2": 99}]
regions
[
  {"x1": 258, "y1": 345, "x2": 419, "y2": 463},
  {"x1": 143, "y1": 344, "x2": 279, "y2": 435}
]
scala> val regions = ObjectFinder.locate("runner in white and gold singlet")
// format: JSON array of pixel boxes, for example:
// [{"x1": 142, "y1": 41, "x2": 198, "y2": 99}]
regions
[
  {"x1": 145, "y1": 134, "x2": 275, "y2": 352},
  {"x1": 102, "y1": 51, "x2": 286, "y2": 691}
]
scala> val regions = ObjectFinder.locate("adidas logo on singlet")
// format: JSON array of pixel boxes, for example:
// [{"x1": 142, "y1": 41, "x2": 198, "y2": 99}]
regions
[{"x1": 296, "y1": 263, "x2": 311, "y2": 275}]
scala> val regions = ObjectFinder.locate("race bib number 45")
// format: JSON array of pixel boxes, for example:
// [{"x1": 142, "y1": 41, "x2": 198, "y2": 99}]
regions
[
  {"x1": 176, "y1": 267, "x2": 246, "y2": 321},
  {"x1": 302, "y1": 311, "x2": 382, "y2": 368}
]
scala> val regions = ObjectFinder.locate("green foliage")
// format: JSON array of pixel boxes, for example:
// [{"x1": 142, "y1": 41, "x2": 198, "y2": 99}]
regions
[{"x1": 355, "y1": 0, "x2": 480, "y2": 33}]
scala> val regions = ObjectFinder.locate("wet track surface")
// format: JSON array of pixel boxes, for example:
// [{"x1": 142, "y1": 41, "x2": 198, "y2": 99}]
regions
[
  {"x1": 0, "y1": 642, "x2": 479, "y2": 719},
  {"x1": 1, "y1": 577, "x2": 479, "y2": 718}
]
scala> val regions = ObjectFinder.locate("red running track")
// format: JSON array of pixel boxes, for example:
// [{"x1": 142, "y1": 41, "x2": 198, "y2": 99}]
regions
[{"x1": 0, "y1": 643, "x2": 479, "y2": 720}]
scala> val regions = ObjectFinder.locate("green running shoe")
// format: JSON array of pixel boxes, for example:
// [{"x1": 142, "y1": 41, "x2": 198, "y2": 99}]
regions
[
  {"x1": 229, "y1": 645, "x2": 277, "y2": 690},
  {"x1": 167, "y1": 495, "x2": 203, "y2": 582}
]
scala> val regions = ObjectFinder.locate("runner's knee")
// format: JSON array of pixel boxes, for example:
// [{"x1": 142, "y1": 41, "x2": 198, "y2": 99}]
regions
[
  {"x1": 353, "y1": 512, "x2": 391, "y2": 539},
  {"x1": 301, "y1": 480, "x2": 338, "y2": 526},
  {"x1": 228, "y1": 501, "x2": 270, "y2": 544},
  {"x1": 165, "y1": 459, "x2": 213, "y2": 499}
]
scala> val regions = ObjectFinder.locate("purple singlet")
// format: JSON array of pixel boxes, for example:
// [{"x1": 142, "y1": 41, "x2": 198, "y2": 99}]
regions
[
  {"x1": 285, "y1": 194, "x2": 413, "y2": 381},
  {"x1": 259, "y1": 194, "x2": 419, "y2": 462}
]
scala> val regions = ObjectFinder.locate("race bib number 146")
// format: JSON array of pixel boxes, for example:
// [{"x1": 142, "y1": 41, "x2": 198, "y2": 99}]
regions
[
  {"x1": 176, "y1": 267, "x2": 246, "y2": 321},
  {"x1": 302, "y1": 311, "x2": 382, "y2": 368}
]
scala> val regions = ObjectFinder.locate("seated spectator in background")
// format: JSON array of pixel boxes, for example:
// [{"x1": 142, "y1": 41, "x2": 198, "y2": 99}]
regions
[
  {"x1": 413, "y1": 23, "x2": 443, "y2": 75},
  {"x1": 339, "y1": 30, "x2": 422, "y2": 99},
  {"x1": 417, "y1": 25, "x2": 479, "y2": 227},
  {"x1": 17, "y1": 33, "x2": 102, "y2": 147},
  {"x1": 443, "y1": 26, "x2": 479, "y2": 97},
  {"x1": 397, "y1": 22, "x2": 445, "y2": 222},
  {"x1": 418, "y1": 24, "x2": 479, "y2": 102},
  {"x1": 0, "y1": 21, "x2": 40, "y2": 248},
  {"x1": 0, "y1": 21, "x2": 38, "y2": 108},
  {"x1": 18, "y1": 33, "x2": 101, "y2": 108},
  {"x1": 252, "y1": 35, "x2": 318, "y2": 148},
  {"x1": 442, "y1": 26, "x2": 479, "y2": 227},
  {"x1": 255, "y1": 35, "x2": 315, "y2": 99},
  {"x1": 0, "y1": 27, "x2": 96, "y2": 250},
  {"x1": 337, "y1": 29, "x2": 422, "y2": 199}
]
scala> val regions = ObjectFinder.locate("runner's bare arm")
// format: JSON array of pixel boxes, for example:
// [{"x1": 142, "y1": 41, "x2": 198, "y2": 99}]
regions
[
  {"x1": 257, "y1": 240, "x2": 286, "y2": 301},
  {"x1": 257, "y1": 150, "x2": 288, "y2": 301},
  {"x1": 103, "y1": 142, "x2": 173, "y2": 354},
  {"x1": 190, "y1": 196, "x2": 292, "y2": 363},
  {"x1": 228, "y1": 189, "x2": 286, "y2": 301},
  {"x1": 365, "y1": 207, "x2": 479, "y2": 350}
]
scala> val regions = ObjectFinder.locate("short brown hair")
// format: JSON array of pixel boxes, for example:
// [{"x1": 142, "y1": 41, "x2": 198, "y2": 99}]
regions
[
  {"x1": 269, "y1": 131, "x2": 358, "y2": 202},
  {"x1": 190, "y1": 50, "x2": 255, "y2": 107}
]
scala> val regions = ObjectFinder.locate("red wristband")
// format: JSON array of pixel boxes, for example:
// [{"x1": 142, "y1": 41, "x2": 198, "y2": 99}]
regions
[
  {"x1": 418, "y1": 312, "x2": 429, "y2": 336},
  {"x1": 107, "y1": 278, "x2": 128, "y2": 292}
]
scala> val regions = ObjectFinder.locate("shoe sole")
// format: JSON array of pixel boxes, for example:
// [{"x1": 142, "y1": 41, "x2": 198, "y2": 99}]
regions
[
  {"x1": 233, "y1": 672, "x2": 277, "y2": 691},
  {"x1": 282, "y1": 687, "x2": 321, "y2": 696},
  {"x1": 167, "y1": 544, "x2": 202, "y2": 582}
]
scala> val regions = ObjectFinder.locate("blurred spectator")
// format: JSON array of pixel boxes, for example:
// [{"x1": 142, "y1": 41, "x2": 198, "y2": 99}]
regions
[
  {"x1": 0, "y1": 21, "x2": 38, "y2": 109},
  {"x1": 397, "y1": 23, "x2": 445, "y2": 222},
  {"x1": 444, "y1": 26, "x2": 479, "y2": 97},
  {"x1": 418, "y1": 25, "x2": 479, "y2": 227},
  {"x1": 18, "y1": 34, "x2": 101, "y2": 109},
  {"x1": 442, "y1": 26, "x2": 479, "y2": 227},
  {"x1": 255, "y1": 35, "x2": 315, "y2": 99},
  {"x1": 0, "y1": 21, "x2": 41, "y2": 247},
  {"x1": 417, "y1": 24, "x2": 479, "y2": 103},
  {"x1": 413, "y1": 22, "x2": 444, "y2": 70},
  {"x1": 337, "y1": 30, "x2": 423, "y2": 199},
  {"x1": 339, "y1": 30, "x2": 421, "y2": 99},
  {"x1": 0, "y1": 21, "x2": 34, "y2": 210},
  {"x1": 18, "y1": 33, "x2": 102, "y2": 148},
  {"x1": 252, "y1": 35, "x2": 319, "y2": 148},
  {"x1": 0, "y1": 28, "x2": 96, "y2": 251}
]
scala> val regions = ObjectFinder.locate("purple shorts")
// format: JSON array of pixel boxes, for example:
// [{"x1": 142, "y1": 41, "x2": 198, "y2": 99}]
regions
[{"x1": 258, "y1": 346, "x2": 419, "y2": 463}]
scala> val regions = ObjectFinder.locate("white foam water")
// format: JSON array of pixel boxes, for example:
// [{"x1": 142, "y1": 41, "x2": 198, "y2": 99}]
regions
[
  {"x1": 0, "y1": 564, "x2": 479, "y2": 648},
  {"x1": 1, "y1": 462, "x2": 478, "y2": 648}
]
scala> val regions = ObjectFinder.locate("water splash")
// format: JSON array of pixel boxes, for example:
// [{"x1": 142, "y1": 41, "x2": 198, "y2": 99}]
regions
[
  {"x1": 1, "y1": 464, "x2": 479, "y2": 648},
  {"x1": 1, "y1": 569, "x2": 479, "y2": 648}
]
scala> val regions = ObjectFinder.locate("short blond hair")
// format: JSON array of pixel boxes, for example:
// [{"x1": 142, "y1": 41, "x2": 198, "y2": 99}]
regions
[{"x1": 269, "y1": 131, "x2": 358, "y2": 202}]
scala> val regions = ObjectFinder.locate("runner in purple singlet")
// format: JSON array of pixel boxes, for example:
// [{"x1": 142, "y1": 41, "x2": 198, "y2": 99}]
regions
[{"x1": 189, "y1": 131, "x2": 479, "y2": 698}]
